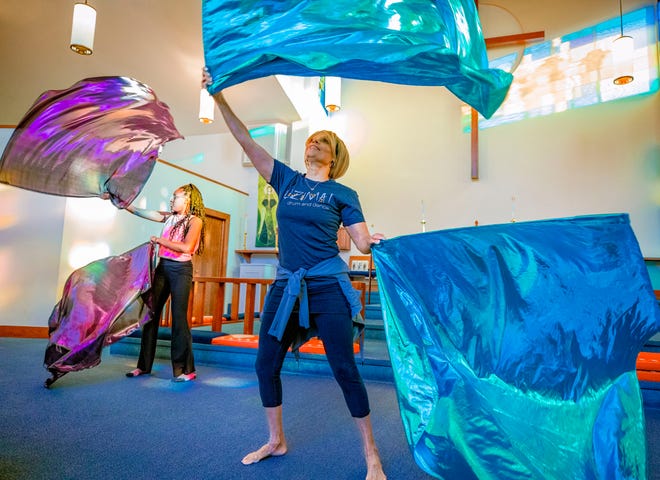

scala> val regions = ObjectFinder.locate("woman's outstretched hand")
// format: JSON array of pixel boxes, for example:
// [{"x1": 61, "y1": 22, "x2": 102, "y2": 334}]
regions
[
  {"x1": 371, "y1": 233, "x2": 386, "y2": 245},
  {"x1": 202, "y1": 67, "x2": 227, "y2": 105},
  {"x1": 202, "y1": 67, "x2": 212, "y2": 88}
]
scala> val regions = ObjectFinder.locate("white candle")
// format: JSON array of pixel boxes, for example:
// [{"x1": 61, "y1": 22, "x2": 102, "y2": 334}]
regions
[
  {"x1": 421, "y1": 200, "x2": 427, "y2": 233},
  {"x1": 511, "y1": 196, "x2": 516, "y2": 223},
  {"x1": 242, "y1": 215, "x2": 248, "y2": 249}
]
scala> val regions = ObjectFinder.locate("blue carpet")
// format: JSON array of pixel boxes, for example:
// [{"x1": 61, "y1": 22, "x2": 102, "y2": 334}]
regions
[
  {"x1": 0, "y1": 338, "x2": 430, "y2": 480},
  {"x1": 1, "y1": 337, "x2": 659, "y2": 480}
]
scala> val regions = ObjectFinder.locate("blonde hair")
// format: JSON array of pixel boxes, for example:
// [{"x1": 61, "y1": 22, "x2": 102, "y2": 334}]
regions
[{"x1": 305, "y1": 130, "x2": 350, "y2": 179}]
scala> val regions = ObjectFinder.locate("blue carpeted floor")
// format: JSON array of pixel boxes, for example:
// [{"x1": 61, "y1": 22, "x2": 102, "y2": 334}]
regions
[
  {"x1": 0, "y1": 337, "x2": 431, "y2": 480},
  {"x1": 1, "y1": 337, "x2": 659, "y2": 480}
]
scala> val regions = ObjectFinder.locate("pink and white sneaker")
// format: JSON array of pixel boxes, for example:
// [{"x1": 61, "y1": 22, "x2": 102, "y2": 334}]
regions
[{"x1": 173, "y1": 372, "x2": 196, "y2": 382}]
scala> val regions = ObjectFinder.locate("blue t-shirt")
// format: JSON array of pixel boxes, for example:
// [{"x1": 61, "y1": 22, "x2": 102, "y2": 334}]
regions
[{"x1": 269, "y1": 160, "x2": 364, "y2": 271}]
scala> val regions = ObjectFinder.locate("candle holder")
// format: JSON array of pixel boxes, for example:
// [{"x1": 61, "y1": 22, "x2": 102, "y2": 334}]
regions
[{"x1": 511, "y1": 196, "x2": 516, "y2": 223}]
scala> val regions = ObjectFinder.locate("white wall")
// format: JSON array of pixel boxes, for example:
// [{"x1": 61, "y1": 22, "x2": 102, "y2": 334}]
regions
[
  {"x1": 0, "y1": 130, "x2": 66, "y2": 325},
  {"x1": 335, "y1": 81, "x2": 660, "y2": 256},
  {"x1": 55, "y1": 158, "x2": 250, "y2": 292},
  {"x1": 2, "y1": 92, "x2": 659, "y2": 327},
  {"x1": 0, "y1": 129, "x2": 251, "y2": 327},
  {"x1": 329, "y1": 0, "x2": 660, "y2": 256},
  {"x1": 1, "y1": 0, "x2": 659, "y2": 328}
]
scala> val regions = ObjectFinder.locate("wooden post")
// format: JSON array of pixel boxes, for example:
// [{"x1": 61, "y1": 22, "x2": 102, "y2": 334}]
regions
[
  {"x1": 471, "y1": 108, "x2": 479, "y2": 180},
  {"x1": 470, "y1": 0, "x2": 544, "y2": 180}
]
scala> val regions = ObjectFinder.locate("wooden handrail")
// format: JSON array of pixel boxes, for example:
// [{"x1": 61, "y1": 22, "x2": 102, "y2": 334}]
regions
[
  {"x1": 160, "y1": 276, "x2": 368, "y2": 335},
  {"x1": 161, "y1": 276, "x2": 274, "y2": 334}
]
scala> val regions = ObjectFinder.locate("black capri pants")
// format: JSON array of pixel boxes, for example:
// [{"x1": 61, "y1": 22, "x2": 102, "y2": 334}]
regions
[{"x1": 255, "y1": 279, "x2": 370, "y2": 418}]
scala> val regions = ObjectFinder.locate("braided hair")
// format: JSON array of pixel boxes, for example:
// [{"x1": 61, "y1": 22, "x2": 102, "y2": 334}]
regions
[{"x1": 168, "y1": 183, "x2": 207, "y2": 255}]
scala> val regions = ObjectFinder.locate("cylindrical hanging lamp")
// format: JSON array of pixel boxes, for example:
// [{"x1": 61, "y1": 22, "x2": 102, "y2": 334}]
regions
[
  {"x1": 324, "y1": 77, "x2": 342, "y2": 112},
  {"x1": 612, "y1": 0, "x2": 634, "y2": 85},
  {"x1": 199, "y1": 88, "x2": 215, "y2": 124},
  {"x1": 70, "y1": 1, "x2": 96, "y2": 55}
]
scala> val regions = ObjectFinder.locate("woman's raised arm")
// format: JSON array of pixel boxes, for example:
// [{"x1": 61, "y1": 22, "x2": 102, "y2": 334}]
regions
[{"x1": 204, "y1": 70, "x2": 274, "y2": 181}]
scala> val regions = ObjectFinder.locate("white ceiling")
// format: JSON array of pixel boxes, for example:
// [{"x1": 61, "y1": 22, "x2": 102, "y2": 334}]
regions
[
  {"x1": 0, "y1": 1, "x2": 301, "y2": 138},
  {"x1": 3, "y1": 0, "x2": 646, "y2": 141}
]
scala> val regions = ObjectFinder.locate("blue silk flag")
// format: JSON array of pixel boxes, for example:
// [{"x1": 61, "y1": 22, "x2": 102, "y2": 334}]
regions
[
  {"x1": 202, "y1": 0, "x2": 513, "y2": 119},
  {"x1": 371, "y1": 214, "x2": 659, "y2": 479}
]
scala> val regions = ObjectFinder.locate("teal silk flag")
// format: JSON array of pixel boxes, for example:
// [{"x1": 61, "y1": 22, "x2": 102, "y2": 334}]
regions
[
  {"x1": 371, "y1": 214, "x2": 659, "y2": 479},
  {"x1": 202, "y1": 0, "x2": 513, "y2": 119}
]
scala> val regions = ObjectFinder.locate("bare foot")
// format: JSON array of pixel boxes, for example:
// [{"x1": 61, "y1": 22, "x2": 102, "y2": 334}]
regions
[
  {"x1": 366, "y1": 464, "x2": 387, "y2": 480},
  {"x1": 366, "y1": 452, "x2": 386, "y2": 480},
  {"x1": 241, "y1": 441, "x2": 288, "y2": 465}
]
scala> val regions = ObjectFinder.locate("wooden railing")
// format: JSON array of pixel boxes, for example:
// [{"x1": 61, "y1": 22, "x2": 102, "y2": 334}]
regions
[
  {"x1": 160, "y1": 277, "x2": 274, "y2": 334},
  {"x1": 160, "y1": 276, "x2": 367, "y2": 335}
]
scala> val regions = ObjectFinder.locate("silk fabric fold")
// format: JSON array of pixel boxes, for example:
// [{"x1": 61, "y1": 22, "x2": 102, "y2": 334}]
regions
[
  {"x1": 44, "y1": 243, "x2": 155, "y2": 385},
  {"x1": 371, "y1": 214, "x2": 659, "y2": 479},
  {"x1": 202, "y1": 0, "x2": 512, "y2": 118},
  {"x1": 0, "y1": 77, "x2": 182, "y2": 209}
]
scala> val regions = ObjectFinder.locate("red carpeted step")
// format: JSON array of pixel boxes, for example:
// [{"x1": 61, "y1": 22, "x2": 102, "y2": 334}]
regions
[
  {"x1": 299, "y1": 337, "x2": 360, "y2": 354},
  {"x1": 637, "y1": 370, "x2": 660, "y2": 382},
  {"x1": 209, "y1": 335, "x2": 360, "y2": 354},
  {"x1": 637, "y1": 351, "x2": 660, "y2": 371},
  {"x1": 636, "y1": 352, "x2": 660, "y2": 383},
  {"x1": 211, "y1": 334, "x2": 259, "y2": 348}
]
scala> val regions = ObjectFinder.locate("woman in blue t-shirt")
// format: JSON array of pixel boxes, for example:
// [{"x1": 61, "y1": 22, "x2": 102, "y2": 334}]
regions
[{"x1": 205, "y1": 71, "x2": 386, "y2": 480}]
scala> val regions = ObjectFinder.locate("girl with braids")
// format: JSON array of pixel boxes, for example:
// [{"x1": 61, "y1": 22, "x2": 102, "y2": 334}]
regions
[{"x1": 125, "y1": 183, "x2": 207, "y2": 382}]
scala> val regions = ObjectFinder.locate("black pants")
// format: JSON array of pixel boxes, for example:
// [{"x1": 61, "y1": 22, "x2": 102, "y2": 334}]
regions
[
  {"x1": 256, "y1": 280, "x2": 370, "y2": 418},
  {"x1": 137, "y1": 258, "x2": 195, "y2": 377}
]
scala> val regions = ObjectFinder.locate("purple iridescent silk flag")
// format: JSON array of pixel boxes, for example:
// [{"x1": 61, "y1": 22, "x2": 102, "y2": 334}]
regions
[
  {"x1": 0, "y1": 77, "x2": 182, "y2": 209},
  {"x1": 371, "y1": 214, "x2": 660, "y2": 479},
  {"x1": 44, "y1": 242, "x2": 155, "y2": 387},
  {"x1": 202, "y1": 0, "x2": 513, "y2": 119}
]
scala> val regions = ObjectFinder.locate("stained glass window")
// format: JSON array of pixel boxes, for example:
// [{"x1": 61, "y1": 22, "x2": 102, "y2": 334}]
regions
[{"x1": 462, "y1": 6, "x2": 658, "y2": 131}]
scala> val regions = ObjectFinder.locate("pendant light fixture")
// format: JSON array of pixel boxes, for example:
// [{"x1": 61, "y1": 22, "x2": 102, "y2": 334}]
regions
[
  {"x1": 70, "y1": 1, "x2": 96, "y2": 55},
  {"x1": 324, "y1": 77, "x2": 342, "y2": 113},
  {"x1": 198, "y1": 88, "x2": 215, "y2": 124},
  {"x1": 612, "y1": 0, "x2": 634, "y2": 85}
]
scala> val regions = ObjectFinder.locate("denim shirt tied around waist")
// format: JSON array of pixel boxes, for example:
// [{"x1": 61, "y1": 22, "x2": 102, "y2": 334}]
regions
[{"x1": 268, "y1": 256, "x2": 365, "y2": 348}]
